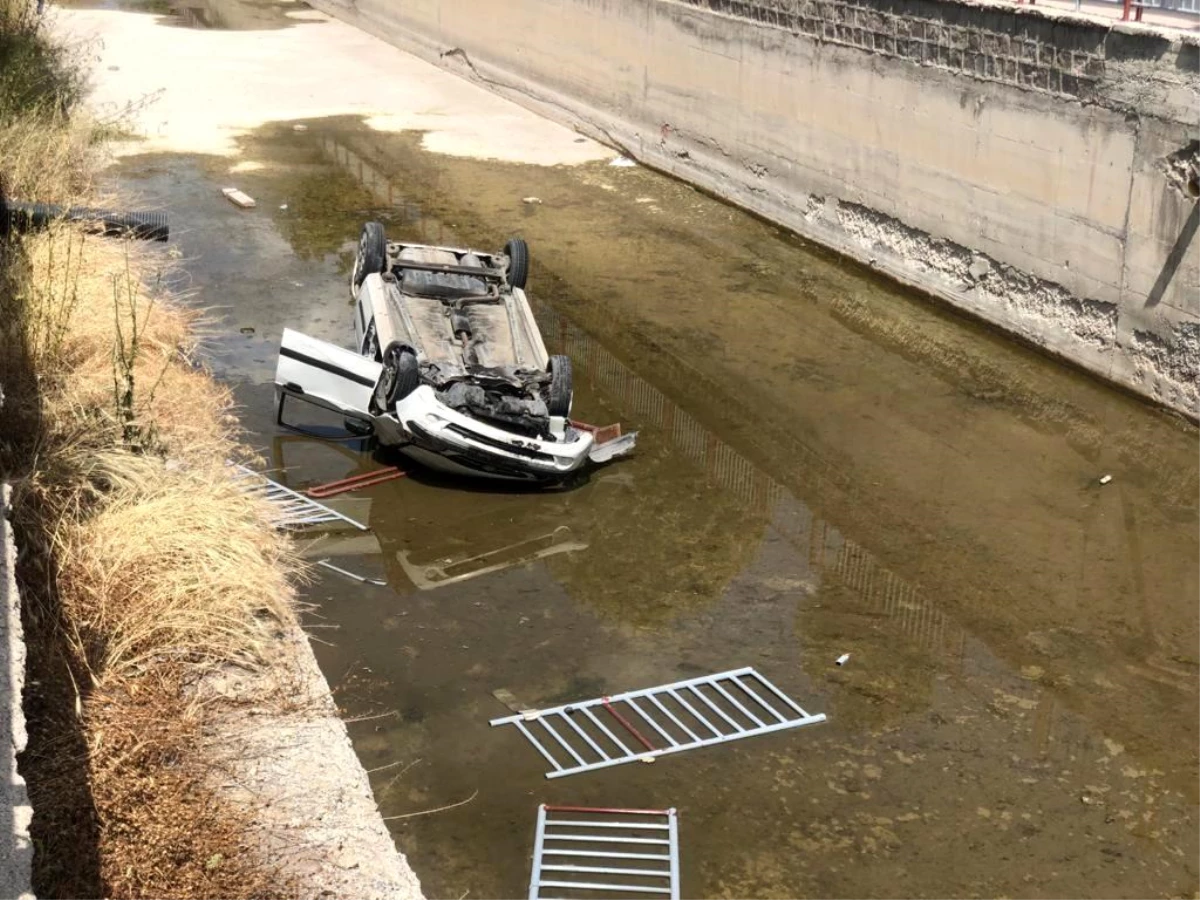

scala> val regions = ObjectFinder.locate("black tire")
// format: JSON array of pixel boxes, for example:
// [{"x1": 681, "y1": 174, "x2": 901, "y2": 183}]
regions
[
  {"x1": 373, "y1": 341, "x2": 420, "y2": 412},
  {"x1": 546, "y1": 354, "x2": 572, "y2": 417},
  {"x1": 351, "y1": 221, "x2": 387, "y2": 294},
  {"x1": 503, "y1": 237, "x2": 529, "y2": 290}
]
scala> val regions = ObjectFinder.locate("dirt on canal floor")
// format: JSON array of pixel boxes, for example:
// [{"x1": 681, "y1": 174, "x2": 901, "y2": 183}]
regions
[{"x1": 57, "y1": 0, "x2": 1199, "y2": 897}]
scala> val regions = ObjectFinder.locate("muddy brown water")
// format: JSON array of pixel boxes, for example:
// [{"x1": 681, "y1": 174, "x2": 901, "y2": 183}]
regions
[{"x1": 101, "y1": 107, "x2": 1200, "y2": 898}]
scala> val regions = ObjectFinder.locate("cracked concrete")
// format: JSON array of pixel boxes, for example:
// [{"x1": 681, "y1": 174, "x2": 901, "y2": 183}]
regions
[
  {"x1": 1130, "y1": 322, "x2": 1200, "y2": 410},
  {"x1": 833, "y1": 199, "x2": 1123, "y2": 348},
  {"x1": 199, "y1": 624, "x2": 423, "y2": 900},
  {"x1": 1, "y1": 484, "x2": 34, "y2": 900},
  {"x1": 308, "y1": 0, "x2": 1199, "y2": 418}
]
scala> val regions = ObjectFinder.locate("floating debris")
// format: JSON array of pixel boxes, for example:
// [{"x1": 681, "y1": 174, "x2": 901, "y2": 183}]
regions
[
  {"x1": 609, "y1": 156, "x2": 637, "y2": 168},
  {"x1": 836, "y1": 653, "x2": 851, "y2": 666},
  {"x1": 491, "y1": 687, "x2": 532, "y2": 714},
  {"x1": 315, "y1": 559, "x2": 386, "y2": 586},
  {"x1": 221, "y1": 187, "x2": 256, "y2": 208},
  {"x1": 1099, "y1": 474, "x2": 1113, "y2": 485},
  {"x1": 305, "y1": 465, "x2": 408, "y2": 499}
]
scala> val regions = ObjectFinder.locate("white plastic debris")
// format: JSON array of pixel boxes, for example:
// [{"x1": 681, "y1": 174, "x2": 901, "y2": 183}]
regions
[
  {"x1": 609, "y1": 156, "x2": 637, "y2": 167},
  {"x1": 588, "y1": 432, "x2": 637, "y2": 464},
  {"x1": 522, "y1": 196, "x2": 542, "y2": 204},
  {"x1": 836, "y1": 653, "x2": 851, "y2": 666},
  {"x1": 279, "y1": 203, "x2": 288, "y2": 210},
  {"x1": 1099, "y1": 474, "x2": 1113, "y2": 485},
  {"x1": 293, "y1": 123, "x2": 308, "y2": 132},
  {"x1": 221, "y1": 187, "x2": 256, "y2": 208}
]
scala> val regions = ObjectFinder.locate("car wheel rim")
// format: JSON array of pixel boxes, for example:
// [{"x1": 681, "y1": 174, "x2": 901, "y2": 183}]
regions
[{"x1": 375, "y1": 366, "x2": 394, "y2": 409}]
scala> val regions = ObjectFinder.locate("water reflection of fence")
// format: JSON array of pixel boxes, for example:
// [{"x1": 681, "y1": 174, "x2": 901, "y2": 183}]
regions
[
  {"x1": 319, "y1": 136, "x2": 428, "y2": 237},
  {"x1": 832, "y1": 540, "x2": 955, "y2": 651},
  {"x1": 544, "y1": 303, "x2": 962, "y2": 652}
]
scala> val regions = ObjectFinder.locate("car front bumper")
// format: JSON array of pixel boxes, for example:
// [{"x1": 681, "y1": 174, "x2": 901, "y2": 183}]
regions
[{"x1": 390, "y1": 386, "x2": 595, "y2": 480}]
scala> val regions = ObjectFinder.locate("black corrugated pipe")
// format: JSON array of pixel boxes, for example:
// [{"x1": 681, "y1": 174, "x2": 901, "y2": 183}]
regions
[{"x1": 1, "y1": 200, "x2": 169, "y2": 241}]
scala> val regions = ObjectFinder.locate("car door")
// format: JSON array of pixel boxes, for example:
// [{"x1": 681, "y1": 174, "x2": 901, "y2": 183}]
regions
[{"x1": 275, "y1": 327, "x2": 383, "y2": 419}]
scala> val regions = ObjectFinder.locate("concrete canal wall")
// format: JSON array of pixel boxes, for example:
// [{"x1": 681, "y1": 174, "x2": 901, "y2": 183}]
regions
[
  {"x1": 1, "y1": 485, "x2": 34, "y2": 900},
  {"x1": 308, "y1": 0, "x2": 1199, "y2": 416}
]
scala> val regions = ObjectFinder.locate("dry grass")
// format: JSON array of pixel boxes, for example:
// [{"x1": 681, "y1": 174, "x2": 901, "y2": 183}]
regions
[
  {"x1": 1, "y1": 15, "x2": 307, "y2": 895},
  {"x1": 23, "y1": 231, "x2": 237, "y2": 461},
  {"x1": 55, "y1": 458, "x2": 297, "y2": 682},
  {"x1": 31, "y1": 670, "x2": 290, "y2": 900},
  {"x1": 0, "y1": 0, "x2": 85, "y2": 121},
  {"x1": 0, "y1": 105, "x2": 96, "y2": 202},
  {"x1": 4, "y1": 227, "x2": 306, "y2": 898},
  {"x1": 7, "y1": 232, "x2": 307, "y2": 898}
]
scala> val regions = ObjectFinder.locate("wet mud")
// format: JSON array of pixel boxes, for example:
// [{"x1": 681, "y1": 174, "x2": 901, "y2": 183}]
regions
[{"x1": 101, "y1": 107, "x2": 1199, "y2": 899}]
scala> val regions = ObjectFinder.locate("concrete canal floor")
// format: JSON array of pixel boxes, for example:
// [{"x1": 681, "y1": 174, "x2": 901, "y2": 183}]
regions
[{"x1": 56, "y1": 0, "x2": 1199, "y2": 897}]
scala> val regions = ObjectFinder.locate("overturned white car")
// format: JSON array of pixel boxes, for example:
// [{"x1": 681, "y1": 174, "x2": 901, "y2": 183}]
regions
[{"x1": 274, "y1": 223, "x2": 634, "y2": 482}]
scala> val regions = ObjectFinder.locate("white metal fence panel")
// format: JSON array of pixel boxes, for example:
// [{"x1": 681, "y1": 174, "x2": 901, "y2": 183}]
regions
[
  {"x1": 491, "y1": 667, "x2": 826, "y2": 779},
  {"x1": 529, "y1": 806, "x2": 680, "y2": 900}
]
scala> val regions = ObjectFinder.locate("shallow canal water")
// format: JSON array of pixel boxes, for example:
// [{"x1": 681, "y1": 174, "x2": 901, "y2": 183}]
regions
[{"x1": 102, "y1": 108, "x2": 1199, "y2": 898}]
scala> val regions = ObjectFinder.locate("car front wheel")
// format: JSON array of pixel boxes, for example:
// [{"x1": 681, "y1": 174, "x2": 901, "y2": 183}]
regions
[
  {"x1": 373, "y1": 341, "x2": 420, "y2": 413},
  {"x1": 546, "y1": 354, "x2": 572, "y2": 417}
]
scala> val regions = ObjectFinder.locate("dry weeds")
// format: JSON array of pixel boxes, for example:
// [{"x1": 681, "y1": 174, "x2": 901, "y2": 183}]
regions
[
  {"x1": 8, "y1": 230, "x2": 305, "y2": 900},
  {"x1": 55, "y1": 458, "x2": 298, "y2": 682},
  {"x1": 2, "y1": 17, "x2": 306, "y2": 895},
  {"x1": 25, "y1": 664, "x2": 293, "y2": 899}
]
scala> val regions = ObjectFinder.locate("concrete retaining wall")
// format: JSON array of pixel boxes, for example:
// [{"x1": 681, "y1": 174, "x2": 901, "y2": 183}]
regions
[
  {"x1": 309, "y1": 0, "x2": 1199, "y2": 416},
  {"x1": 1, "y1": 484, "x2": 34, "y2": 900}
]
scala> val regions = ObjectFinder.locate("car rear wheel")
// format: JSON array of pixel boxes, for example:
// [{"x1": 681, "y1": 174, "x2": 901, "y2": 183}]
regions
[
  {"x1": 546, "y1": 354, "x2": 572, "y2": 417},
  {"x1": 373, "y1": 341, "x2": 420, "y2": 412},
  {"x1": 351, "y1": 221, "x2": 387, "y2": 296},
  {"x1": 503, "y1": 237, "x2": 529, "y2": 290}
]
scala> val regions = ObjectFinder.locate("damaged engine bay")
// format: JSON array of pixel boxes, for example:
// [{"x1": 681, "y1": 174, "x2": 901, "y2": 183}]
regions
[{"x1": 433, "y1": 370, "x2": 554, "y2": 438}]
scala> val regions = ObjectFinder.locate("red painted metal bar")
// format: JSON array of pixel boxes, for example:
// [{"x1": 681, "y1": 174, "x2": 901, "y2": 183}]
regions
[
  {"x1": 570, "y1": 419, "x2": 623, "y2": 445},
  {"x1": 543, "y1": 805, "x2": 672, "y2": 815},
  {"x1": 305, "y1": 466, "x2": 407, "y2": 498},
  {"x1": 601, "y1": 697, "x2": 657, "y2": 753}
]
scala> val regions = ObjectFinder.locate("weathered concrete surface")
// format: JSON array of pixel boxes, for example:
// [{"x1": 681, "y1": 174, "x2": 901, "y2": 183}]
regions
[
  {"x1": 307, "y1": 0, "x2": 1200, "y2": 417},
  {"x1": 0, "y1": 484, "x2": 34, "y2": 900},
  {"x1": 200, "y1": 621, "x2": 424, "y2": 899},
  {"x1": 55, "y1": 2, "x2": 611, "y2": 163}
]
